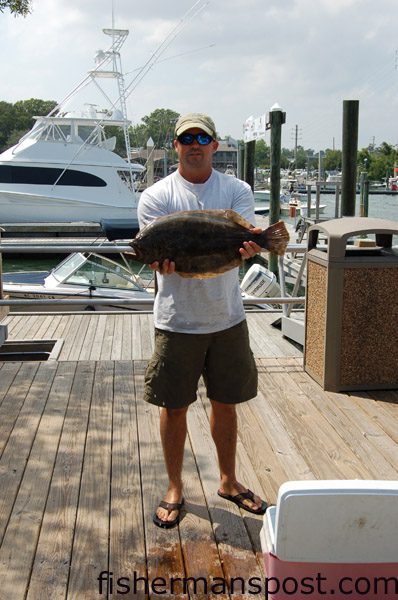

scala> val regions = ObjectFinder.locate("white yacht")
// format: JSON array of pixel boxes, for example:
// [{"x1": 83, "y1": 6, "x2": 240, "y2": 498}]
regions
[{"x1": 0, "y1": 29, "x2": 144, "y2": 225}]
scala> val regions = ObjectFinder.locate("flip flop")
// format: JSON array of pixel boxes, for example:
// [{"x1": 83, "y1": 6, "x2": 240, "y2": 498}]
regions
[
  {"x1": 153, "y1": 498, "x2": 184, "y2": 529},
  {"x1": 217, "y1": 489, "x2": 267, "y2": 515}
]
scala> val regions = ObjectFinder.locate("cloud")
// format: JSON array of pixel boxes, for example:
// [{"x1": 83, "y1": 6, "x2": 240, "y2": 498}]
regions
[{"x1": 1, "y1": 0, "x2": 398, "y2": 149}]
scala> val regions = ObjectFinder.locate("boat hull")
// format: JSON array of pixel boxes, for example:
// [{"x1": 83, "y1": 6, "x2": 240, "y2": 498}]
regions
[{"x1": 0, "y1": 190, "x2": 138, "y2": 224}]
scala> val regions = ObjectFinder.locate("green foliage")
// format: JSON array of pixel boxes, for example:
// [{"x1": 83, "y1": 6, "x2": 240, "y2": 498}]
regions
[
  {"x1": 131, "y1": 108, "x2": 180, "y2": 149},
  {"x1": 0, "y1": 0, "x2": 31, "y2": 16},
  {"x1": 323, "y1": 149, "x2": 342, "y2": 171},
  {"x1": 0, "y1": 98, "x2": 57, "y2": 151},
  {"x1": 253, "y1": 139, "x2": 269, "y2": 167}
]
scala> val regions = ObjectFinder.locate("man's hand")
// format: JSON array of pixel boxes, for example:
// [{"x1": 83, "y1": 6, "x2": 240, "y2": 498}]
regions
[
  {"x1": 149, "y1": 259, "x2": 176, "y2": 275},
  {"x1": 239, "y1": 227, "x2": 262, "y2": 260}
]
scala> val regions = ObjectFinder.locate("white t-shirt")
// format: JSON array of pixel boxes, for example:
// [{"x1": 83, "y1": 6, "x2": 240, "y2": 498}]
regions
[{"x1": 137, "y1": 169, "x2": 256, "y2": 334}]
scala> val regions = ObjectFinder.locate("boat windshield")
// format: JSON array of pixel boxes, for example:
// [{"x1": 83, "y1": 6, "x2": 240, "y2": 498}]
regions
[
  {"x1": 52, "y1": 253, "x2": 87, "y2": 282},
  {"x1": 59, "y1": 254, "x2": 143, "y2": 290}
]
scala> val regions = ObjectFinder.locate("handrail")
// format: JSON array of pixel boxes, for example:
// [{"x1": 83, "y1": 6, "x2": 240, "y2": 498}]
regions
[
  {"x1": 0, "y1": 241, "x2": 307, "y2": 310},
  {"x1": 0, "y1": 242, "x2": 308, "y2": 254}
]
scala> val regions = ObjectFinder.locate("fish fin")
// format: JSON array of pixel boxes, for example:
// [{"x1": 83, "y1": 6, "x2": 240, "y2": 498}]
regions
[
  {"x1": 124, "y1": 250, "x2": 139, "y2": 260},
  {"x1": 224, "y1": 209, "x2": 255, "y2": 230},
  {"x1": 178, "y1": 271, "x2": 219, "y2": 279},
  {"x1": 262, "y1": 221, "x2": 290, "y2": 255},
  {"x1": 177, "y1": 256, "x2": 242, "y2": 278}
]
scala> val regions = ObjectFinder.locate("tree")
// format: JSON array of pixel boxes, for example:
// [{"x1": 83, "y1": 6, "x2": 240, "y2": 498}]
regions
[
  {"x1": 323, "y1": 149, "x2": 342, "y2": 172},
  {"x1": 0, "y1": 98, "x2": 57, "y2": 151},
  {"x1": 134, "y1": 108, "x2": 180, "y2": 149},
  {"x1": 0, "y1": 0, "x2": 31, "y2": 16},
  {"x1": 0, "y1": 101, "x2": 16, "y2": 149},
  {"x1": 13, "y1": 98, "x2": 57, "y2": 131},
  {"x1": 254, "y1": 139, "x2": 269, "y2": 168}
]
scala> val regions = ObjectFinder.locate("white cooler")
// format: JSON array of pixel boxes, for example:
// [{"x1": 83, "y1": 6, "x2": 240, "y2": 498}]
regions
[{"x1": 260, "y1": 480, "x2": 398, "y2": 599}]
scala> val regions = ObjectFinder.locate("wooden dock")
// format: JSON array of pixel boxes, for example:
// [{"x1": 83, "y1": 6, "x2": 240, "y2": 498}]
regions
[{"x1": 0, "y1": 312, "x2": 397, "y2": 599}]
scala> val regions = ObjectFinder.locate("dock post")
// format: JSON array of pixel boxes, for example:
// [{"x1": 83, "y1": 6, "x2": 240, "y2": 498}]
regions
[
  {"x1": 244, "y1": 140, "x2": 255, "y2": 190},
  {"x1": 341, "y1": 100, "x2": 359, "y2": 216},
  {"x1": 315, "y1": 181, "x2": 321, "y2": 221},
  {"x1": 0, "y1": 227, "x2": 9, "y2": 338},
  {"x1": 267, "y1": 104, "x2": 286, "y2": 275},
  {"x1": 237, "y1": 141, "x2": 245, "y2": 180},
  {"x1": 146, "y1": 137, "x2": 155, "y2": 187},
  {"x1": 335, "y1": 183, "x2": 341, "y2": 218}
]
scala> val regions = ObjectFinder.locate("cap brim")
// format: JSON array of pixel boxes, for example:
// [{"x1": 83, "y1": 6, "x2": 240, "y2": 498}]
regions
[{"x1": 175, "y1": 122, "x2": 214, "y2": 137}]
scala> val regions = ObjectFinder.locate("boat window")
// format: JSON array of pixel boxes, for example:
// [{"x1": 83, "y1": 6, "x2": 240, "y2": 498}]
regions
[
  {"x1": 65, "y1": 255, "x2": 143, "y2": 290},
  {"x1": 117, "y1": 170, "x2": 136, "y2": 192},
  {"x1": 0, "y1": 165, "x2": 107, "y2": 187}
]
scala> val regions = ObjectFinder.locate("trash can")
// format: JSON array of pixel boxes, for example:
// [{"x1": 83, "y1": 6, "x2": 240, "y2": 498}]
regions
[{"x1": 304, "y1": 217, "x2": 398, "y2": 391}]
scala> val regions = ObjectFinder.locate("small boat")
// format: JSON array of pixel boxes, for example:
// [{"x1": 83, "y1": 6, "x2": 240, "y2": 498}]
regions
[
  {"x1": 280, "y1": 195, "x2": 327, "y2": 217},
  {"x1": 2, "y1": 252, "x2": 153, "y2": 312},
  {"x1": 0, "y1": 28, "x2": 144, "y2": 225}
]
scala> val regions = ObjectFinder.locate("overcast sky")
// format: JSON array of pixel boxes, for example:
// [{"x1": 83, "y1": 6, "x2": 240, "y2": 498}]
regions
[{"x1": 1, "y1": 0, "x2": 398, "y2": 152}]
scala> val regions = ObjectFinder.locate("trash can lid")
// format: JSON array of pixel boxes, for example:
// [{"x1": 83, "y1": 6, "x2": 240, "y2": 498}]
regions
[{"x1": 308, "y1": 217, "x2": 398, "y2": 260}]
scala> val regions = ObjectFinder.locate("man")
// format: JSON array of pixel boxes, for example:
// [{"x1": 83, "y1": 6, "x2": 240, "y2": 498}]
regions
[{"x1": 138, "y1": 113, "x2": 267, "y2": 529}]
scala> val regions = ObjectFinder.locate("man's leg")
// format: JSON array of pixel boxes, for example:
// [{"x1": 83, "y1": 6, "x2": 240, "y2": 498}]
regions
[
  {"x1": 209, "y1": 399, "x2": 264, "y2": 511},
  {"x1": 156, "y1": 405, "x2": 188, "y2": 523}
]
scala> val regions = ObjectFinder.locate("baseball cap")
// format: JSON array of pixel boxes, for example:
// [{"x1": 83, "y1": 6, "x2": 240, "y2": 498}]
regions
[{"x1": 174, "y1": 113, "x2": 217, "y2": 139}]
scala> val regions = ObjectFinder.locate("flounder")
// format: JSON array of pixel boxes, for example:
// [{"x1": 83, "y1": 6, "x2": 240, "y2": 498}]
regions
[{"x1": 127, "y1": 209, "x2": 289, "y2": 278}]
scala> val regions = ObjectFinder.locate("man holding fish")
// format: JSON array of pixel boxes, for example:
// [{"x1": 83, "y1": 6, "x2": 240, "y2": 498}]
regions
[{"x1": 138, "y1": 113, "x2": 269, "y2": 528}]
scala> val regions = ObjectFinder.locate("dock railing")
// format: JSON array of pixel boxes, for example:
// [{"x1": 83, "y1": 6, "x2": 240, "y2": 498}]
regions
[{"x1": 0, "y1": 241, "x2": 307, "y2": 312}]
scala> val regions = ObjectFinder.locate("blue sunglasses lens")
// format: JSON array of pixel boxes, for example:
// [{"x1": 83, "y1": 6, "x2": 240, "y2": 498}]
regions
[{"x1": 178, "y1": 133, "x2": 213, "y2": 145}]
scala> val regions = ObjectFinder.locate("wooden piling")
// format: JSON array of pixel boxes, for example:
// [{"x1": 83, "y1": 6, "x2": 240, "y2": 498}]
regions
[
  {"x1": 268, "y1": 106, "x2": 286, "y2": 274},
  {"x1": 341, "y1": 100, "x2": 359, "y2": 216},
  {"x1": 243, "y1": 140, "x2": 255, "y2": 191}
]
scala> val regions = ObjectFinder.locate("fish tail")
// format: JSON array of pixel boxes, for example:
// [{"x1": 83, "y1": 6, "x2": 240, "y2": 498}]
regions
[{"x1": 259, "y1": 221, "x2": 290, "y2": 255}]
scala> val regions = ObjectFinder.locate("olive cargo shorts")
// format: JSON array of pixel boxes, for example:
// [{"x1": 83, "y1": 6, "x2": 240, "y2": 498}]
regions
[{"x1": 144, "y1": 320, "x2": 258, "y2": 409}]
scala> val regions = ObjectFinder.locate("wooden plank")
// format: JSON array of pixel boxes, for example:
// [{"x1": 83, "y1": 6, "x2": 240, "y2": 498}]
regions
[
  {"x1": 108, "y1": 361, "x2": 147, "y2": 600},
  {"x1": 8, "y1": 313, "x2": 38, "y2": 338},
  {"x1": 78, "y1": 314, "x2": 99, "y2": 360},
  {"x1": 51, "y1": 314, "x2": 73, "y2": 342},
  {"x1": 0, "y1": 362, "x2": 40, "y2": 457},
  {"x1": 65, "y1": 314, "x2": 91, "y2": 361},
  {"x1": 67, "y1": 361, "x2": 114, "y2": 599},
  {"x1": 131, "y1": 313, "x2": 143, "y2": 359},
  {"x1": 255, "y1": 362, "x2": 314, "y2": 480},
  {"x1": 324, "y1": 388, "x2": 398, "y2": 476},
  {"x1": 0, "y1": 361, "x2": 58, "y2": 543},
  {"x1": 140, "y1": 314, "x2": 154, "y2": 360},
  {"x1": 34, "y1": 314, "x2": 56, "y2": 339},
  {"x1": 40, "y1": 314, "x2": 63, "y2": 339},
  {"x1": 134, "y1": 360, "x2": 186, "y2": 599},
  {"x1": 262, "y1": 367, "x2": 372, "y2": 479},
  {"x1": 287, "y1": 369, "x2": 398, "y2": 478},
  {"x1": 121, "y1": 313, "x2": 133, "y2": 359},
  {"x1": 0, "y1": 361, "x2": 22, "y2": 408},
  {"x1": 187, "y1": 390, "x2": 264, "y2": 599},
  {"x1": 100, "y1": 314, "x2": 116, "y2": 360},
  {"x1": 110, "y1": 314, "x2": 124, "y2": 360},
  {"x1": 88, "y1": 314, "x2": 107, "y2": 360},
  {"x1": 57, "y1": 314, "x2": 84, "y2": 360},
  {"x1": 177, "y1": 434, "x2": 227, "y2": 600},
  {"x1": 0, "y1": 362, "x2": 75, "y2": 598},
  {"x1": 366, "y1": 389, "x2": 398, "y2": 434},
  {"x1": 27, "y1": 361, "x2": 95, "y2": 600}
]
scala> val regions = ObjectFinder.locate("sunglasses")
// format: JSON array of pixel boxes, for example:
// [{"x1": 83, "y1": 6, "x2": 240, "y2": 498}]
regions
[{"x1": 177, "y1": 132, "x2": 213, "y2": 145}]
